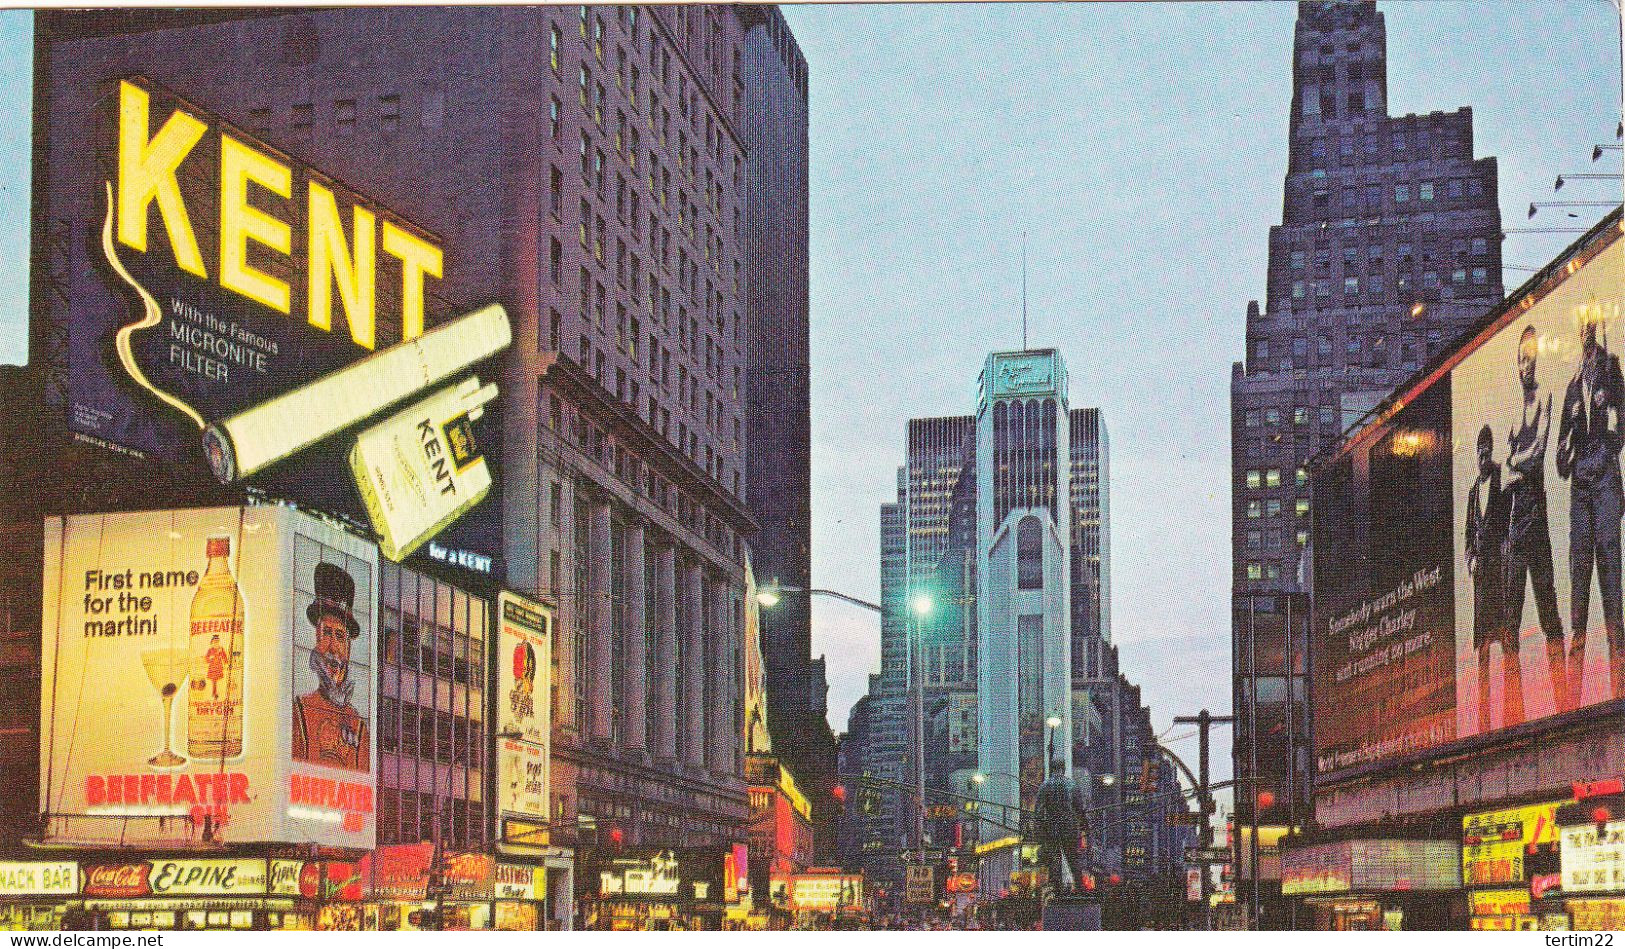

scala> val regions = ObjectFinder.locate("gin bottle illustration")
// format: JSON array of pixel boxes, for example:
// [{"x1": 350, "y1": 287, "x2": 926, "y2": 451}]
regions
[{"x1": 188, "y1": 536, "x2": 244, "y2": 759}]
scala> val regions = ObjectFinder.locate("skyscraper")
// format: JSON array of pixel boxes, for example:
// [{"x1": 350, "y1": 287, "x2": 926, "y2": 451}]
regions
[
  {"x1": 1229, "y1": 0, "x2": 1503, "y2": 919},
  {"x1": 738, "y1": 7, "x2": 832, "y2": 809}
]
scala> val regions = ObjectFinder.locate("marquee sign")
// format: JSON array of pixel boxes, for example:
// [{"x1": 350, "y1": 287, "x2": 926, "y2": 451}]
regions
[
  {"x1": 82, "y1": 859, "x2": 268, "y2": 898},
  {"x1": 1561, "y1": 820, "x2": 1625, "y2": 894}
]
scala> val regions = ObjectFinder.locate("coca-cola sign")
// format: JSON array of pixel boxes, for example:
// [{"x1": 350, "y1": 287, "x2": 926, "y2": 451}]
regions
[{"x1": 83, "y1": 863, "x2": 152, "y2": 898}]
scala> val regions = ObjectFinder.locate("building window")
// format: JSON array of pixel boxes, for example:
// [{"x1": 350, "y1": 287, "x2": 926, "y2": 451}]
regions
[
  {"x1": 1394, "y1": 184, "x2": 1410, "y2": 204},
  {"x1": 1295, "y1": 498, "x2": 1311, "y2": 518},
  {"x1": 1017, "y1": 515, "x2": 1044, "y2": 590},
  {"x1": 1264, "y1": 469, "x2": 1281, "y2": 488},
  {"x1": 1419, "y1": 182, "x2": 1434, "y2": 202},
  {"x1": 1246, "y1": 470, "x2": 1261, "y2": 489},
  {"x1": 1247, "y1": 500, "x2": 1262, "y2": 519}
]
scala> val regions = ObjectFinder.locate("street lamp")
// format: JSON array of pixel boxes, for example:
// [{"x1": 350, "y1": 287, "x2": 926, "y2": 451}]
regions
[
  {"x1": 1045, "y1": 715, "x2": 1063, "y2": 779},
  {"x1": 755, "y1": 582, "x2": 934, "y2": 854}
]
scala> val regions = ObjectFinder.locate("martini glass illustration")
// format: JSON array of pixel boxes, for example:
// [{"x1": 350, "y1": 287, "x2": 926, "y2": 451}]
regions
[{"x1": 141, "y1": 647, "x2": 188, "y2": 767}]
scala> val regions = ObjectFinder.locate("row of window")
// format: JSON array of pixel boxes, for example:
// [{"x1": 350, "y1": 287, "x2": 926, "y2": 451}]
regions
[
  {"x1": 1244, "y1": 497, "x2": 1312, "y2": 519},
  {"x1": 1289, "y1": 235, "x2": 1490, "y2": 272},
  {"x1": 1288, "y1": 266, "x2": 1490, "y2": 302},
  {"x1": 1294, "y1": 121, "x2": 1468, "y2": 165},
  {"x1": 375, "y1": 787, "x2": 485, "y2": 850},
  {"x1": 377, "y1": 697, "x2": 486, "y2": 769},
  {"x1": 1243, "y1": 404, "x2": 1338, "y2": 429},
  {"x1": 543, "y1": 391, "x2": 741, "y2": 557},
  {"x1": 1245, "y1": 527, "x2": 1312, "y2": 550},
  {"x1": 1243, "y1": 467, "x2": 1309, "y2": 490}
]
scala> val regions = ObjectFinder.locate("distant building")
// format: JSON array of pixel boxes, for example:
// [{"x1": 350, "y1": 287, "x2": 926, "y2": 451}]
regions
[{"x1": 843, "y1": 350, "x2": 1187, "y2": 896}]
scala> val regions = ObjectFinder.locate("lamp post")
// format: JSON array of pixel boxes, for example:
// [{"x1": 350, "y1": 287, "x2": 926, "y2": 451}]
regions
[{"x1": 756, "y1": 584, "x2": 935, "y2": 857}]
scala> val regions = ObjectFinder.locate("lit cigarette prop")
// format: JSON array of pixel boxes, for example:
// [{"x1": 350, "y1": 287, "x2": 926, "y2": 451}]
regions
[
  {"x1": 201, "y1": 304, "x2": 511, "y2": 483},
  {"x1": 349, "y1": 376, "x2": 499, "y2": 561}
]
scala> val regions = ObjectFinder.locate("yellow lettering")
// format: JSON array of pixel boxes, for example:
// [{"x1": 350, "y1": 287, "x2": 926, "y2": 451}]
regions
[
  {"x1": 219, "y1": 136, "x2": 292, "y2": 313},
  {"x1": 116, "y1": 81, "x2": 207, "y2": 277},
  {"x1": 382, "y1": 222, "x2": 442, "y2": 341},
  {"x1": 308, "y1": 182, "x2": 377, "y2": 349}
]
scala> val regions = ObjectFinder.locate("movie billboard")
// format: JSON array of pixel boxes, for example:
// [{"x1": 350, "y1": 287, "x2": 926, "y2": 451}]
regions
[
  {"x1": 1314, "y1": 228, "x2": 1623, "y2": 775},
  {"x1": 496, "y1": 591, "x2": 551, "y2": 828},
  {"x1": 40, "y1": 506, "x2": 377, "y2": 848},
  {"x1": 40, "y1": 75, "x2": 507, "y2": 559}
]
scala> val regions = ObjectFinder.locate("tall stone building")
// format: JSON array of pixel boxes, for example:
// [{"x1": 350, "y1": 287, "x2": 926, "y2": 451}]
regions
[{"x1": 1229, "y1": 0, "x2": 1503, "y2": 916}]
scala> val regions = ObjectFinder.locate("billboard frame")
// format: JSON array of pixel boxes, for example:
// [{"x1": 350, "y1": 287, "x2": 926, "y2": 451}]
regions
[{"x1": 1311, "y1": 209, "x2": 1625, "y2": 785}]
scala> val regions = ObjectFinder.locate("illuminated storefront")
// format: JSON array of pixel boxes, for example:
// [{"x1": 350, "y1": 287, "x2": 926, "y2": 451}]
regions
[
  {"x1": 1463, "y1": 801, "x2": 1565, "y2": 930},
  {"x1": 0, "y1": 861, "x2": 77, "y2": 931},
  {"x1": 583, "y1": 848, "x2": 747, "y2": 931},
  {"x1": 1281, "y1": 839, "x2": 1461, "y2": 930},
  {"x1": 1557, "y1": 791, "x2": 1625, "y2": 931},
  {"x1": 24, "y1": 857, "x2": 370, "y2": 931}
]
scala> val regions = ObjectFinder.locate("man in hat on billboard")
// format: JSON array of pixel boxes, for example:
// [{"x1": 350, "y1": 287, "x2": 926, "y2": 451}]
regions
[
  {"x1": 293, "y1": 562, "x2": 371, "y2": 772},
  {"x1": 1558, "y1": 313, "x2": 1625, "y2": 702}
]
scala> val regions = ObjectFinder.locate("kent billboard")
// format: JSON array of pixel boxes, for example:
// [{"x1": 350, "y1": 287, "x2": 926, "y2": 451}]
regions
[{"x1": 37, "y1": 73, "x2": 508, "y2": 561}]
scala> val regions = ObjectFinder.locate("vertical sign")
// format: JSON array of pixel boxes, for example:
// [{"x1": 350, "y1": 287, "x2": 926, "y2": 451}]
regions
[{"x1": 496, "y1": 591, "x2": 552, "y2": 845}]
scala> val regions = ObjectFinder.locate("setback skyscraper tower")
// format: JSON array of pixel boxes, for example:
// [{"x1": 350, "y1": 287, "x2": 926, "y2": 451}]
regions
[{"x1": 1229, "y1": 0, "x2": 1503, "y2": 924}]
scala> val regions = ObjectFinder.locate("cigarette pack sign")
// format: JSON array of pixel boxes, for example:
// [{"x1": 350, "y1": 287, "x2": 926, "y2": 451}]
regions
[
  {"x1": 39, "y1": 506, "x2": 377, "y2": 850},
  {"x1": 350, "y1": 377, "x2": 498, "y2": 561}
]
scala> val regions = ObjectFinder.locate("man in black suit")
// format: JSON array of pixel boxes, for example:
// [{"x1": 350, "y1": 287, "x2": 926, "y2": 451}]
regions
[
  {"x1": 1468, "y1": 424, "x2": 1519, "y2": 731},
  {"x1": 1558, "y1": 316, "x2": 1625, "y2": 701}
]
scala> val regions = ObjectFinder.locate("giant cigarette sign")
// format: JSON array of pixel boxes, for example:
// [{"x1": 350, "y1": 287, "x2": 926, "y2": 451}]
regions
[
  {"x1": 40, "y1": 506, "x2": 377, "y2": 849},
  {"x1": 46, "y1": 76, "x2": 509, "y2": 559}
]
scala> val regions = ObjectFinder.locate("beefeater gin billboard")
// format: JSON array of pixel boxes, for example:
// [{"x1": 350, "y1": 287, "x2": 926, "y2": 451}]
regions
[{"x1": 40, "y1": 505, "x2": 378, "y2": 849}]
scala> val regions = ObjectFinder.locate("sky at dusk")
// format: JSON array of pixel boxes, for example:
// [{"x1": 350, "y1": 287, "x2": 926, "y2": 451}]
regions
[{"x1": 0, "y1": 4, "x2": 1619, "y2": 794}]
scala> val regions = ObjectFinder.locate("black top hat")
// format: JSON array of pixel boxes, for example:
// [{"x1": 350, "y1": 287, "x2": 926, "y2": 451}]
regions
[{"x1": 307, "y1": 562, "x2": 361, "y2": 638}]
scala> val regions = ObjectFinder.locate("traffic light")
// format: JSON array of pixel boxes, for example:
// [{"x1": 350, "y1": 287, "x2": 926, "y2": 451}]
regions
[
  {"x1": 1256, "y1": 789, "x2": 1276, "y2": 811},
  {"x1": 606, "y1": 825, "x2": 625, "y2": 851},
  {"x1": 832, "y1": 784, "x2": 847, "y2": 803}
]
